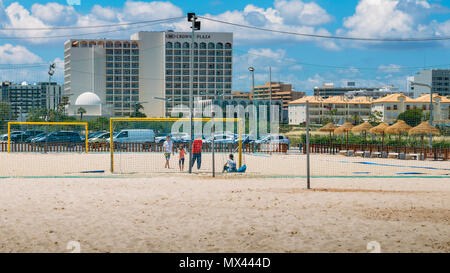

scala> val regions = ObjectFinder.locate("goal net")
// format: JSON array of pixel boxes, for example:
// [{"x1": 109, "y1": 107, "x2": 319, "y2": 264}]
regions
[
  {"x1": 3, "y1": 121, "x2": 91, "y2": 176},
  {"x1": 109, "y1": 117, "x2": 243, "y2": 175}
]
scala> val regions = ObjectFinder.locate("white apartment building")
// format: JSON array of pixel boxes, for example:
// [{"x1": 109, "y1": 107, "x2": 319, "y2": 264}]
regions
[
  {"x1": 407, "y1": 69, "x2": 450, "y2": 98},
  {"x1": 288, "y1": 96, "x2": 372, "y2": 125},
  {"x1": 289, "y1": 93, "x2": 450, "y2": 126},
  {"x1": 64, "y1": 31, "x2": 233, "y2": 117},
  {"x1": 371, "y1": 93, "x2": 450, "y2": 125}
]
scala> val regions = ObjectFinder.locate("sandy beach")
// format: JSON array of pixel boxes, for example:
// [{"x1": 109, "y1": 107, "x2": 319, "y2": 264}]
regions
[
  {"x1": 0, "y1": 152, "x2": 448, "y2": 177},
  {"x1": 0, "y1": 176, "x2": 449, "y2": 253}
]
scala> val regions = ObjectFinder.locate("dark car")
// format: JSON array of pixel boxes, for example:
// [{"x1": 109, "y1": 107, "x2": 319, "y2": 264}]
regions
[
  {"x1": 33, "y1": 131, "x2": 83, "y2": 144},
  {"x1": 25, "y1": 132, "x2": 47, "y2": 143},
  {"x1": 11, "y1": 130, "x2": 44, "y2": 142}
]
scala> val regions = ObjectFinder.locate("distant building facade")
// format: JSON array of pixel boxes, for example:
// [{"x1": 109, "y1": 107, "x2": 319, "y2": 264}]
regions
[
  {"x1": 252, "y1": 82, "x2": 304, "y2": 111},
  {"x1": 0, "y1": 81, "x2": 62, "y2": 120},
  {"x1": 288, "y1": 93, "x2": 450, "y2": 126},
  {"x1": 232, "y1": 91, "x2": 252, "y2": 100},
  {"x1": 407, "y1": 69, "x2": 450, "y2": 98},
  {"x1": 371, "y1": 93, "x2": 450, "y2": 125},
  {"x1": 314, "y1": 82, "x2": 379, "y2": 98},
  {"x1": 65, "y1": 31, "x2": 233, "y2": 117},
  {"x1": 288, "y1": 96, "x2": 372, "y2": 125}
]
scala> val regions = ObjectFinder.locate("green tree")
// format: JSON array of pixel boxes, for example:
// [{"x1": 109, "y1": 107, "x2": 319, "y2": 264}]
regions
[
  {"x1": 131, "y1": 102, "x2": 146, "y2": 118},
  {"x1": 77, "y1": 107, "x2": 87, "y2": 120},
  {"x1": 0, "y1": 102, "x2": 10, "y2": 131},
  {"x1": 88, "y1": 117, "x2": 109, "y2": 131},
  {"x1": 368, "y1": 110, "x2": 383, "y2": 126},
  {"x1": 397, "y1": 109, "x2": 424, "y2": 127},
  {"x1": 321, "y1": 108, "x2": 337, "y2": 126},
  {"x1": 26, "y1": 107, "x2": 47, "y2": 122}
]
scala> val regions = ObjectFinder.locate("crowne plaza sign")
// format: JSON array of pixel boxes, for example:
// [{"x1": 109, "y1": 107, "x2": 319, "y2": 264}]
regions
[{"x1": 165, "y1": 33, "x2": 211, "y2": 39}]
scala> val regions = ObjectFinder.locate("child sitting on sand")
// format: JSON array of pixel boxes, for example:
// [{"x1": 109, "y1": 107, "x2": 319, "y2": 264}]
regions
[
  {"x1": 179, "y1": 146, "x2": 186, "y2": 171},
  {"x1": 223, "y1": 154, "x2": 237, "y2": 173}
]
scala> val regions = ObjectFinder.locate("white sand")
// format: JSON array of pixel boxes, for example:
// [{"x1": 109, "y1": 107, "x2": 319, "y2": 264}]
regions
[
  {"x1": 0, "y1": 176, "x2": 449, "y2": 253},
  {"x1": 0, "y1": 152, "x2": 448, "y2": 177}
]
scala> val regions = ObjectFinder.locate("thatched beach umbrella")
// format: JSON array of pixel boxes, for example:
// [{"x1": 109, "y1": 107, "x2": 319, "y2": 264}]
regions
[
  {"x1": 385, "y1": 120, "x2": 412, "y2": 150},
  {"x1": 351, "y1": 121, "x2": 373, "y2": 148},
  {"x1": 409, "y1": 121, "x2": 440, "y2": 156},
  {"x1": 369, "y1": 122, "x2": 389, "y2": 150},
  {"x1": 334, "y1": 122, "x2": 354, "y2": 150},
  {"x1": 319, "y1": 123, "x2": 338, "y2": 153}
]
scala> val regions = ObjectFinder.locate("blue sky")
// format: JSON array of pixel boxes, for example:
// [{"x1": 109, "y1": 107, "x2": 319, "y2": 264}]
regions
[{"x1": 0, "y1": 0, "x2": 449, "y2": 94}]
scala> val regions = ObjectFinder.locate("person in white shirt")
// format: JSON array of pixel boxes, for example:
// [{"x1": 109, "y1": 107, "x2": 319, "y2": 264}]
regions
[{"x1": 163, "y1": 135, "x2": 173, "y2": 169}]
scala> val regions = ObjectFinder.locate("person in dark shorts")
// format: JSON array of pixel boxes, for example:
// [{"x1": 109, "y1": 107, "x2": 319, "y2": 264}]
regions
[
  {"x1": 163, "y1": 135, "x2": 173, "y2": 169},
  {"x1": 191, "y1": 136, "x2": 203, "y2": 170},
  {"x1": 179, "y1": 146, "x2": 186, "y2": 171}
]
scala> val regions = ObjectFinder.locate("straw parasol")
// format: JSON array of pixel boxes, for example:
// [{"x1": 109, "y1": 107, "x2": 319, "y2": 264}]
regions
[
  {"x1": 334, "y1": 122, "x2": 354, "y2": 150},
  {"x1": 409, "y1": 121, "x2": 440, "y2": 136},
  {"x1": 319, "y1": 123, "x2": 338, "y2": 153},
  {"x1": 369, "y1": 122, "x2": 389, "y2": 150},
  {"x1": 385, "y1": 120, "x2": 412, "y2": 149},
  {"x1": 409, "y1": 121, "x2": 440, "y2": 155},
  {"x1": 351, "y1": 121, "x2": 373, "y2": 148}
]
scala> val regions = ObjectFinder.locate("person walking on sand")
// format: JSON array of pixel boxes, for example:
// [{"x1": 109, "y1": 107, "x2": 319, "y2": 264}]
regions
[
  {"x1": 191, "y1": 136, "x2": 203, "y2": 170},
  {"x1": 163, "y1": 135, "x2": 173, "y2": 169},
  {"x1": 179, "y1": 145, "x2": 186, "y2": 171}
]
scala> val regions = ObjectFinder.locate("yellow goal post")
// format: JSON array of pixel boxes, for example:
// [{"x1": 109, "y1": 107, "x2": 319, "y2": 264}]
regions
[
  {"x1": 7, "y1": 121, "x2": 89, "y2": 153},
  {"x1": 109, "y1": 117, "x2": 243, "y2": 173}
]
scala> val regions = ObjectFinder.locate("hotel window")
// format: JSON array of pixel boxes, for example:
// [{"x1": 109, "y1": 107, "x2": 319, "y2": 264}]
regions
[
  {"x1": 393, "y1": 105, "x2": 397, "y2": 110},
  {"x1": 387, "y1": 106, "x2": 391, "y2": 110}
]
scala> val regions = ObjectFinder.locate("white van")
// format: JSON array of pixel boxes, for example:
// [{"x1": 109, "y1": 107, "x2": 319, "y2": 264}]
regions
[{"x1": 112, "y1": 129, "x2": 155, "y2": 143}]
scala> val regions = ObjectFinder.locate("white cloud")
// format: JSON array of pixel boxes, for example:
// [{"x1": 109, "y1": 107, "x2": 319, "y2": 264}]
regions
[
  {"x1": 342, "y1": 0, "x2": 414, "y2": 39},
  {"x1": 338, "y1": 0, "x2": 450, "y2": 48},
  {"x1": 378, "y1": 64, "x2": 402, "y2": 73},
  {"x1": 0, "y1": 1, "x2": 184, "y2": 44},
  {"x1": 0, "y1": 44, "x2": 43, "y2": 64},
  {"x1": 168, "y1": 1, "x2": 338, "y2": 49},
  {"x1": 120, "y1": 0, "x2": 183, "y2": 21},
  {"x1": 274, "y1": 0, "x2": 333, "y2": 26},
  {"x1": 31, "y1": 3, "x2": 78, "y2": 25}
]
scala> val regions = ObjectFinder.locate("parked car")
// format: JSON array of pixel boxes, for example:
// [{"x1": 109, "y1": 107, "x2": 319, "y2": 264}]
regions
[
  {"x1": 155, "y1": 132, "x2": 190, "y2": 144},
  {"x1": 255, "y1": 134, "x2": 290, "y2": 146},
  {"x1": 108, "y1": 129, "x2": 155, "y2": 143},
  {"x1": 25, "y1": 132, "x2": 46, "y2": 143},
  {"x1": 32, "y1": 131, "x2": 84, "y2": 144},
  {"x1": 11, "y1": 130, "x2": 44, "y2": 142},
  {"x1": 205, "y1": 133, "x2": 236, "y2": 144},
  {"x1": 89, "y1": 132, "x2": 110, "y2": 143},
  {"x1": 0, "y1": 131, "x2": 24, "y2": 142}
]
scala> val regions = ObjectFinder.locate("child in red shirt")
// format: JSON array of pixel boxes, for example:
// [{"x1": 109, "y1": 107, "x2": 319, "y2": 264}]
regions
[{"x1": 179, "y1": 146, "x2": 186, "y2": 171}]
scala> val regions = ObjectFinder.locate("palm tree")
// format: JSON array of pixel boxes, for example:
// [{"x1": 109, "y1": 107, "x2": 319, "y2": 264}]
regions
[
  {"x1": 131, "y1": 102, "x2": 146, "y2": 117},
  {"x1": 77, "y1": 107, "x2": 86, "y2": 120}
]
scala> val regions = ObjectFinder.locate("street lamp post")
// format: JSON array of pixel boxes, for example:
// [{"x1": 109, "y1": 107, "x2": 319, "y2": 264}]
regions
[
  {"x1": 187, "y1": 13, "x2": 200, "y2": 174},
  {"x1": 248, "y1": 67, "x2": 255, "y2": 96},
  {"x1": 269, "y1": 66, "x2": 272, "y2": 133},
  {"x1": 248, "y1": 67, "x2": 255, "y2": 137},
  {"x1": 411, "y1": 82, "x2": 433, "y2": 148},
  {"x1": 46, "y1": 63, "x2": 56, "y2": 152}
]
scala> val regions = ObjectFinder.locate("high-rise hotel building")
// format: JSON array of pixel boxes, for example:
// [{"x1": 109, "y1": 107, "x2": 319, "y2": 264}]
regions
[{"x1": 64, "y1": 31, "x2": 233, "y2": 117}]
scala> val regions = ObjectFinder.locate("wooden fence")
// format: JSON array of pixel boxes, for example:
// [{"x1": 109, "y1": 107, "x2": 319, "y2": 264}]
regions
[
  {"x1": 0, "y1": 142, "x2": 289, "y2": 154},
  {"x1": 302, "y1": 143, "x2": 449, "y2": 161}
]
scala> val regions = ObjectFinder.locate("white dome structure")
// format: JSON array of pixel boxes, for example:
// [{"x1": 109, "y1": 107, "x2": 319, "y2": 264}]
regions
[{"x1": 75, "y1": 92, "x2": 101, "y2": 106}]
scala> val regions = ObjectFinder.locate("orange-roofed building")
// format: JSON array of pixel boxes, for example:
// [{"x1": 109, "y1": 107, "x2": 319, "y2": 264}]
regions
[
  {"x1": 288, "y1": 95, "x2": 373, "y2": 125},
  {"x1": 372, "y1": 93, "x2": 450, "y2": 125}
]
